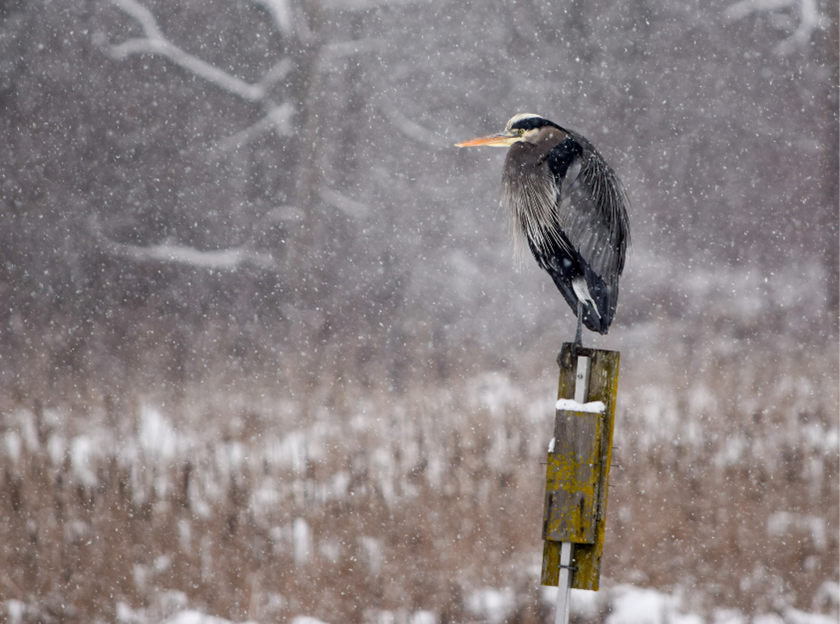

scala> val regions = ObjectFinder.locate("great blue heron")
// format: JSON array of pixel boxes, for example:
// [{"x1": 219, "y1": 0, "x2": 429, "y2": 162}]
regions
[{"x1": 456, "y1": 113, "x2": 630, "y2": 345}]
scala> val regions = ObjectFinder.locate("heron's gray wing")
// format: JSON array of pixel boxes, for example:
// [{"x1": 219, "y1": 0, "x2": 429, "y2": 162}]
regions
[{"x1": 551, "y1": 141, "x2": 630, "y2": 284}]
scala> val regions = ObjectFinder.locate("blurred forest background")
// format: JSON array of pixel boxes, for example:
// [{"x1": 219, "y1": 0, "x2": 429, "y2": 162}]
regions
[{"x1": 0, "y1": 0, "x2": 837, "y2": 622}]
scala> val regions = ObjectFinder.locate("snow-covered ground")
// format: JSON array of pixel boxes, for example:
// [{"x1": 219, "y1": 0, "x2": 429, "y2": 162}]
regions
[
  {"x1": 9, "y1": 582, "x2": 835, "y2": 624},
  {"x1": 1, "y1": 376, "x2": 836, "y2": 624}
]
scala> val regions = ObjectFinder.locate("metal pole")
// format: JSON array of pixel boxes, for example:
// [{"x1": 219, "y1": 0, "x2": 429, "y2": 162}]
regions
[
  {"x1": 554, "y1": 541, "x2": 574, "y2": 624},
  {"x1": 574, "y1": 355, "x2": 591, "y2": 404},
  {"x1": 554, "y1": 354, "x2": 591, "y2": 624}
]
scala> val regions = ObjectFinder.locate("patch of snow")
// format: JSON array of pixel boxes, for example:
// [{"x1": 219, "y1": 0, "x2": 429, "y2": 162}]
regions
[
  {"x1": 47, "y1": 435, "x2": 65, "y2": 466},
  {"x1": 466, "y1": 587, "x2": 515, "y2": 624},
  {"x1": 712, "y1": 608, "x2": 746, "y2": 624},
  {"x1": 64, "y1": 519, "x2": 89, "y2": 544},
  {"x1": 293, "y1": 517, "x2": 311, "y2": 566},
  {"x1": 116, "y1": 601, "x2": 144, "y2": 624},
  {"x1": 164, "y1": 610, "x2": 258, "y2": 624},
  {"x1": 4, "y1": 431, "x2": 22, "y2": 464},
  {"x1": 70, "y1": 435, "x2": 100, "y2": 486},
  {"x1": 251, "y1": 484, "x2": 281, "y2": 518},
  {"x1": 361, "y1": 536, "x2": 383, "y2": 575},
  {"x1": 319, "y1": 538, "x2": 341, "y2": 563},
  {"x1": 688, "y1": 382, "x2": 717, "y2": 416},
  {"x1": 555, "y1": 399, "x2": 606, "y2": 413},
  {"x1": 783, "y1": 608, "x2": 839, "y2": 624},
  {"x1": 133, "y1": 564, "x2": 150, "y2": 594},
  {"x1": 813, "y1": 581, "x2": 840, "y2": 612},
  {"x1": 192, "y1": 498, "x2": 212, "y2": 519},
  {"x1": 331, "y1": 470, "x2": 350, "y2": 499},
  {"x1": 472, "y1": 372, "x2": 522, "y2": 418},
  {"x1": 138, "y1": 406, "x2": 182, "y2": 460},
  {"x1": 801, "y1": 422, "x2": 839, "y2": 453},
  {"x1": 267, "y1": 430, "x2": 308, "y2": 473},
  {"x1": 264, "y1": 593, "x2": 285, "y2": 614},
  {"x1": 13, "y1": 409, "x2": 40, "y2": 451},
  {"x1": 409, "y1": 611, "x2": 438, "y2": 624},
  {"x1": 152, "y1": 589, "x2": 189, "y2": 620},
  {"x1": 723, "y1": 435, "x2": 745, "y2": 465},
  {"x1": 289, "y1": 617, "x2": 330, "y2": 624},
  {"x1": 6, "y1": 599, "x2": 25, "y2": 624},
  {"x1": 606, "y1": 584, "x2": 700, "y2": 624},
  {"x1": 155, "y1": 554, "x2": 173, "y2": 573},
  {"x1": 569, "y1": 588, "x2": 602, "y2": 619}
]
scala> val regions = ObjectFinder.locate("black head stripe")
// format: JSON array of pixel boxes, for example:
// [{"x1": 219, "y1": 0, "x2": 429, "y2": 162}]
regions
[{"x1": 508, "y1": 116, "x2": 563, "y2": 132}]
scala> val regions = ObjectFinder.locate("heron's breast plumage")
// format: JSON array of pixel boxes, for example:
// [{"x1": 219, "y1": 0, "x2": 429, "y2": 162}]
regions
[{"x1": 501, "y1": 140, "x2": 569, "y2": 260}]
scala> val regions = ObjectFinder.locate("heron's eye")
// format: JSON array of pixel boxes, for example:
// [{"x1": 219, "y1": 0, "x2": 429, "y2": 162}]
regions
[{"x1": 516, "y1": 129, "x2": 525, "y2": 136}]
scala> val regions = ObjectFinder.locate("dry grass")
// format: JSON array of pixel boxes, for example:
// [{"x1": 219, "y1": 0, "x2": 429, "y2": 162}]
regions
[{"x1": 0, "y1": 322, "x2": 836, "y2": 624}]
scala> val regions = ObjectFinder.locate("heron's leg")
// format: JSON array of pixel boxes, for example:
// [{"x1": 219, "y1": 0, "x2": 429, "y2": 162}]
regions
[{"x1": 575, "y1": 299, "x2": 583, "y2": 346}]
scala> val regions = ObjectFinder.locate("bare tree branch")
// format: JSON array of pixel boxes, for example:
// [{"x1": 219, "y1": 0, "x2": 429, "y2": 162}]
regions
[
  {"x1": 105, "y1": 0, "x2": 292, "y2": 102},
  {"x1": 377, "y1": 101, "x2": 451, "y2": 149},
  {"x1": 216, "y1": 103, "x2": 295, "y2": 152},
  {"x1": 724, "y1": 0, "x2": 792, "y2": 20},
  {"x1": 108, "y1": 240, "x2": 274, "y2": 270},
  {"x1": 319, "y1": 187, "x2": 370, "y2": 219},
  {"x1": 252, "y1": 0, "x2": 295, "y2": 40},
  {"x1": 89, "y1": 218, "x2": 274, "y2": 269},
  {"x1": 322, "y1": 37, "x2": 388, "y2": 60}
]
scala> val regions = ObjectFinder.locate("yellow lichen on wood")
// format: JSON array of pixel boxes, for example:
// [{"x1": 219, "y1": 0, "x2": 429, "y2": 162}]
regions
[
  {"x1": 542, "y1": 410, "x2": 602, "y2": 544},
  {"x1": 541, "y1": 344, "x2": 620, "y2": 591}
]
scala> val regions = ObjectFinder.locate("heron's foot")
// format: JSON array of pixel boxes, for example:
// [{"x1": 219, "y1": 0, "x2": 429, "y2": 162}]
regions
[{"x1": 574, "y1": 323, "x2": 583, "y2": 347}]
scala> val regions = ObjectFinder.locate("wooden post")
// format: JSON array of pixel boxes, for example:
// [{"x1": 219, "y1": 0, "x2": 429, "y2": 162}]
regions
[{"x1": 541, "y1": 343, "x2": 620, "y2": 595}]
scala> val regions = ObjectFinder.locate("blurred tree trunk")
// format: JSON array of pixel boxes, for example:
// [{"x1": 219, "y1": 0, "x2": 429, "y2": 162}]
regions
[
  {"x1": 822, "y1": 2, "x2": 839, "y2": 317},
  {"x1": 292, "y1": 0, "x2": 324, "y2": 267}
]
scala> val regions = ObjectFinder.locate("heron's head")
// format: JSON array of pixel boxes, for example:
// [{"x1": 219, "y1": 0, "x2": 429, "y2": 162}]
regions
[{"x1": 455, "y1": 113, "x2": 560, "y2": 147}]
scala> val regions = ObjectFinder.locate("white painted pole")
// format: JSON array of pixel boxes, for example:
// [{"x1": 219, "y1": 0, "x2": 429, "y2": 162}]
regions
[
  {"x1": 554, "y1": 541, "x2": 574, "y2": 624},
  {"x1": 554, "y1": 354, "x2": 591, "y2": 624},
  {"x1": 574, "y1": 355, "x2": 591, "y2": 404}
]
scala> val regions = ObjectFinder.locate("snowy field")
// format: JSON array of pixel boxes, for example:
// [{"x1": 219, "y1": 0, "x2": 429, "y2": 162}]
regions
[
  {"x1": 7, "y1": 582, "x2": 838, "y2": 624},
  {"x1": 1, "y1": 319, "x2": 836, "y2": 624},
  {"x1": 0, "y1": 0, "x2": 836, "y2": 620},
  {"x1": 1, "y1": 261, "x2": 837, "y2": 624}
]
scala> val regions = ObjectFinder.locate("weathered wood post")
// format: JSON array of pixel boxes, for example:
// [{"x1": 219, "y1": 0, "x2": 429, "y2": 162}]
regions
[{"x1": 541, "y1": 343, "x2": 620, "y2": 624}]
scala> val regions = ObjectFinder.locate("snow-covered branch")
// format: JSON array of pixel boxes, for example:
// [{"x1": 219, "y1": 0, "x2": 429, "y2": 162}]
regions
[
  {"x1": 251, "y1": 0, "x2": 295, "y2": 40},
  {"x1": 724, "y1": 0, "x2": 791, "y2": 20},
  {"x1": 216, "y1": 103, "x2": 295, "y2": 151},
  {"x1": 105, "y1": 0, "x2": 292, "y2": 102},
  {"x1": 724, "y1": 0, "x2": 826, "y2": 55},
  {"x1": 110, "y1": 241, "x2": 274, "y2": 271},
  {"x1": 322, "y1": 37, "x2": 388, "y2": 60},
  {"x1": 319, "y1": 187, "x2": 370, "y2": 219},
  {"x1": 89, "y1": 218, "x2": 274, "y2": 270},
  {"x1": 377, "y1": 101, "x2": 452, "y2": 149}
]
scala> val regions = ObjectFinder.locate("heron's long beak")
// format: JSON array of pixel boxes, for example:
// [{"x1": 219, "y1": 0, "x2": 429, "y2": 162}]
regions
[{"x1": 455, "y1": 132, "x2": 519, "y2": 147}]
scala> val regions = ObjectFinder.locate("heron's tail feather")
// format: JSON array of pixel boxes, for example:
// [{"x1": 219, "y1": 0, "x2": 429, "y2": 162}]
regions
[{"x1": 528, "y1": 236, "x2": 618, "y2": 336}]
